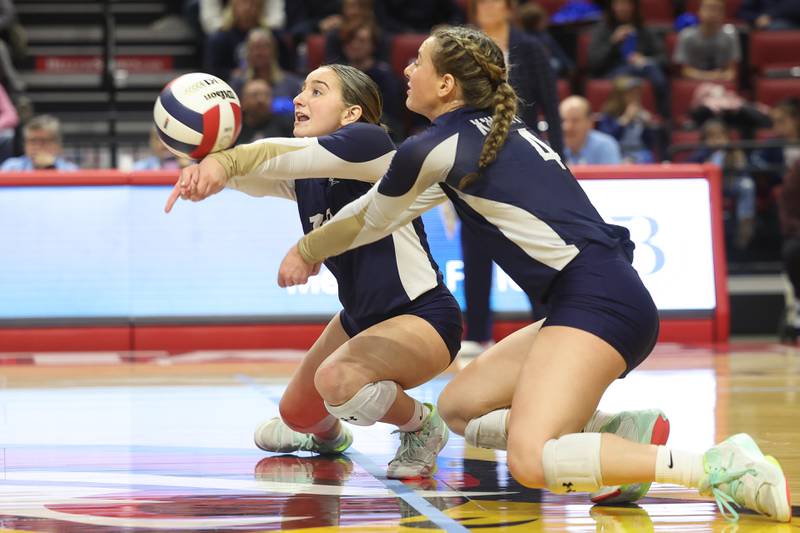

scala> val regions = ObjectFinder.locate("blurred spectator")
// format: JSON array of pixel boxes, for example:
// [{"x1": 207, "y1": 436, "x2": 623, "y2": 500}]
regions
[
  {"x1": 0, "y1": 115, "x2": 78, "y2": 171},
  {"x1": 375, "y1": 0, "x2": 463, "y2": 34},
  {"x1": 560, "y1": 95, "x2": 622, "y2": 164},
  {"x1": 471, "y1": 0, "x2": 563, "y2": 155},
  {"x1": 133, "y1": 128, "x2": 191, "y2": 170},
  {"x1": 689, "y1": 82, "x2": 772, "y2": 139},
  {"x1": 325, "y1": 0, "x2": 390, "y2": 64},
  {"x1": 0, "y1": 81, "x2": 17, "y2": 163},
  {"x1": 518, "y1": 2, "x2": 575, "y2": 77},
  {"x1": 236, "y1": 79, "x2": 294, "y2": 145},
  {"x1": 674, "y1": 0, "x2": 739, "y2": 82},
  {"x1": 336, "y1": 19, "x2": 403, "y2": 138},
  {"x1": 738, "y1": 0, "x2": 800, "y2": 30},
  {"x1": 229, "y1": 28, "x2": 303, "y2": 105},
  {"x1": 0, "y1": 41, "x2": 24, "y2": 98},
  {"x1": 688, "y1": 119, "x2": 756, "y2": 252},
  {"x1": 777, "y1": 160, "x2": 800, "y2": 334},
  {"x1": 596, "y1": 76, "x2": 657, "y2": 163},
  {"x1": 200, "y1": 0, "x2": 284, "y2": 35},
  {"x1": 752, "y1": 98, "x2": 800, "y2": 180},
  {"x1": 587, "y1": 0, "x2": 668, "y2": 116},
  {"x1": 204, "y1": 0, "x2": 287, "y2": 80},
  {"x1": 285, "y1": 0, "x2": 343, "y2": 43},
  {"x1": 0, "y1": 0, "x2": 26, "y2": 62}
]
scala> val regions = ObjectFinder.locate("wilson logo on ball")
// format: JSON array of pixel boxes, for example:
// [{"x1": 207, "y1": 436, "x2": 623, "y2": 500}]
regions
[{"x1": 154, "y1": 72, "x2": 242, "y2": 160}]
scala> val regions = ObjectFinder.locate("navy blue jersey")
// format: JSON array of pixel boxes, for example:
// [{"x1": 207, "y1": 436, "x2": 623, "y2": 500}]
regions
[
  {"x1": 299, "y1": 108, "x2": 634, "y2": 303},
  {"x1": 217, "y1": 122, "x2": 445, "y2": 320}
]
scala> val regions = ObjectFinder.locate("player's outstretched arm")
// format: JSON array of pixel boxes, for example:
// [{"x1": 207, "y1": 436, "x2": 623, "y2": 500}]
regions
[
  {"x1": 293, "y1": 134, "x2": 456, "y2": 266},
  {"x1": 211, "y1": 133, "x2": 394, "y2": 186},
  {"x1": 276, "y1": 183, "x2": 448, "y2": 287},
  {"x1": 163, "y1": 157, "x2": 228, "y2": 213}
]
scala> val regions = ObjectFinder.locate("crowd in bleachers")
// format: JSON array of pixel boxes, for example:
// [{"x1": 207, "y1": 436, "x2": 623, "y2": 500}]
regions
[{"x1": 1, "y1": 0, "x2": 799, "y2": 267}]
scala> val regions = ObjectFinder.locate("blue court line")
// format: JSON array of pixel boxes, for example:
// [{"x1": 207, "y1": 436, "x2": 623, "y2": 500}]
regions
[
  {"x1": 235, "y1": 374, "x2": 470, "y2": 533},
  {"x1": 344, "y1": 448, "x2": 470, "y2": 533}
]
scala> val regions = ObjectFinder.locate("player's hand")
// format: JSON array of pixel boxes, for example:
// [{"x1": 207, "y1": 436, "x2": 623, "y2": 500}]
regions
[
  {"x1": 277, "y1": 244, "x2": 320, "y2": 288},
  {"x1": 164, "y1": 157, "x2": 229, "y2": 212},
  {"x1": 164, "y1": 164, "x2": 195, "y2": 212},
  {"x1": 188, "y1": 157, "x2": 228, "y2": 201}
]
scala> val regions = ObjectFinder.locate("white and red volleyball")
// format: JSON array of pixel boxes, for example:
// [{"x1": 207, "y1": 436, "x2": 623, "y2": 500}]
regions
[{"x1": 153, "y1": 73, "x2": 242, "y2": 160}]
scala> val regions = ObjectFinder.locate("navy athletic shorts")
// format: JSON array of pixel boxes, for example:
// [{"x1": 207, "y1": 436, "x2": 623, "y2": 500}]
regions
[
  {"x1": 543, "y1": 243, "x2": 659, "y2": 377},
  {"x1": 339, "y1": 284, "x2": 463, "y2": 361}
]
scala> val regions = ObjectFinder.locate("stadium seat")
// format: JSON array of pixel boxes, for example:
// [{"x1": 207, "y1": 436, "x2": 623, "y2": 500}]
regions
[
  {"x1": 663, "y1": 32, "x2": 681, "y2": 75},
  {"x1": 756, "y1": 128, "x2": 777, "y2": 140},
  {"x1": 305, "y1": 34, "x2": 325, "y2": 72},
  {"x1": 538, "y1": 0, "x2": 564, "y2": 16},
  {"x1": 576, "y1": 31, "x2": 591, "y2": 72},
  {"x1": 670, "y1": 129, "x2": 701, "y2": 162},
  {"x1": 557, "y1": 78, "x2": 570, "y2": 102},
  {"x1": 584, "y1": 78, "x2": 657, "y2": 115},
  {"x1": 665, "y1": 32, "x2": 678, "y2": 62},
  {"x1": 750, "y1": 31, "x2": 800, "y2": 76},
  {"x1": 670, "y1": 78, "x2": 736, "y2": 125},
  {"x1": 640, "y1": 0, "x2": 673, "y2": 25},
  {"x1": 390, "y1": 34, "x2": 427, "y2": 78},
  {"x1": 755, "y1": 78, "x2": 800, "y2": 107}
]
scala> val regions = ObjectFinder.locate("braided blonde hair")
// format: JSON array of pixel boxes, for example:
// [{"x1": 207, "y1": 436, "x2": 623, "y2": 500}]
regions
[{"x1": 430, "y1": 26, "x2": 518, "y2": 189}]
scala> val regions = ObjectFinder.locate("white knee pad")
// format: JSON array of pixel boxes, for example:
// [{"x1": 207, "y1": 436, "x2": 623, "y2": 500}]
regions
[
  {"x1": 542, "y1": 433, "x2": 603, "y2": 494},
  {"x1": 464, "y1": 409, "x2": 509, "y2": 450},
  {"x1": 324, "y1": 380, "x2": 397, "y2": 426}
]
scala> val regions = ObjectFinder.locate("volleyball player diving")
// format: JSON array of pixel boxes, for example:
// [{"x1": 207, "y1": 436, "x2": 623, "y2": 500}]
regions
[
  {"x1": 165, "y1": 64, "x2": 461, "y2": 479},
  {"x1": 266, "y1": 27, "x2": 789, "y2": 522}
]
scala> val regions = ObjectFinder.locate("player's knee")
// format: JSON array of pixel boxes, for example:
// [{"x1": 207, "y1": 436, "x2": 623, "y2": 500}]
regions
[
  {"x1": 511, "y1": 433, "x2": 605, "y2": 494},
  {"x1": 323, "y1": 380, "x2": 398, "y2": 426},
  {"x1": 506, "y1": 439, "x2": 547, "y2": 488},
  {"x1": 278, "y1": 397, "x2": 301, "y2": 428},
  {"x1": 437, "y1": 393, "x2": 467, "y2": 435},
  {"x1": 313, "y1": 360, "x2": 368, "y2": 405},
  {"x1": 278, "y1": 397, "x2": 320, "y2": 432}
]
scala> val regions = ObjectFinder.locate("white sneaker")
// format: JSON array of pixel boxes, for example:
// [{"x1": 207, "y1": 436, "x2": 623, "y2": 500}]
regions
[
  {"x1": 699, "y1": 433, "x2": 791, "y2": 522},
  {"x1": 586, "y1": 409, "x2": 670, "y2": 504},
  {"x1": 254, "y1": 417, "x2": 352, "y2": 455},
  {"x1": 457, "y1": 340, "x2": 494, "y2": 359},
  {"x1": 386, "y1": 403, "x2": 448, "y2": 479}
]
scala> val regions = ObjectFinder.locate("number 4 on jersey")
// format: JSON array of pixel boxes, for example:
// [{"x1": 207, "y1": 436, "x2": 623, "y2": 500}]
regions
[{"x1": 518, "y1": 129, "x2": 566, "y2": 170}]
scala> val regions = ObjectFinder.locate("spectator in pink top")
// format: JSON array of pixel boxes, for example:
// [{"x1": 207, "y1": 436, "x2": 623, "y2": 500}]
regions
[{"x1": 0, "y1": 82, "x2": 18, "y2": 163}]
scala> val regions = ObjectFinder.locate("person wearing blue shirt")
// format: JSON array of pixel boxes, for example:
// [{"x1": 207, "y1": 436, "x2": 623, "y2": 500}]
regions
[
  {"x1": 132, "y1": 127, "x2": 191, "y2": 171},
  {"x1": 560, "y1": 96, "x2": 622, "y2": 165},
  {"x1": 0, "y1": 115, "x2": 78, "y2": 171}
]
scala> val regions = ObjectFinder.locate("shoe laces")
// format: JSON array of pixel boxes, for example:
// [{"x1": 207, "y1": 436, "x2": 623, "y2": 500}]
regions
[
  {"x1": 299, "y1": 433, "x2": 320, "y2": 452},
  {"x1": 390, "y1": 428, "x2": 427, "y2": 465},
  {"x1": 707, "y1": 465, "x2": 757, "y2": 522}
]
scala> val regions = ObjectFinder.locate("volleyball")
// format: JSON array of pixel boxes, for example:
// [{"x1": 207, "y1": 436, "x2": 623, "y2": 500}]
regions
[{"x1": 153, "y1": 72, "x2": 242, "y2": 160}]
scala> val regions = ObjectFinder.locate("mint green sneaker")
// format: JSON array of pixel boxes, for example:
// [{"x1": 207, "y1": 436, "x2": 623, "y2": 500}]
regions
[
  {"x1": 699, "y1": 433, "x2": 791, "y2": 522},
  {"x1": 386, "y1": 403, "x2": 449, "y2": 479},
  {"x1": 253, "y1": 417, "x2": 353, "y2": 455},
  {"x1": 586, "y1": 409, "x2": 671, "y2": 504}
]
